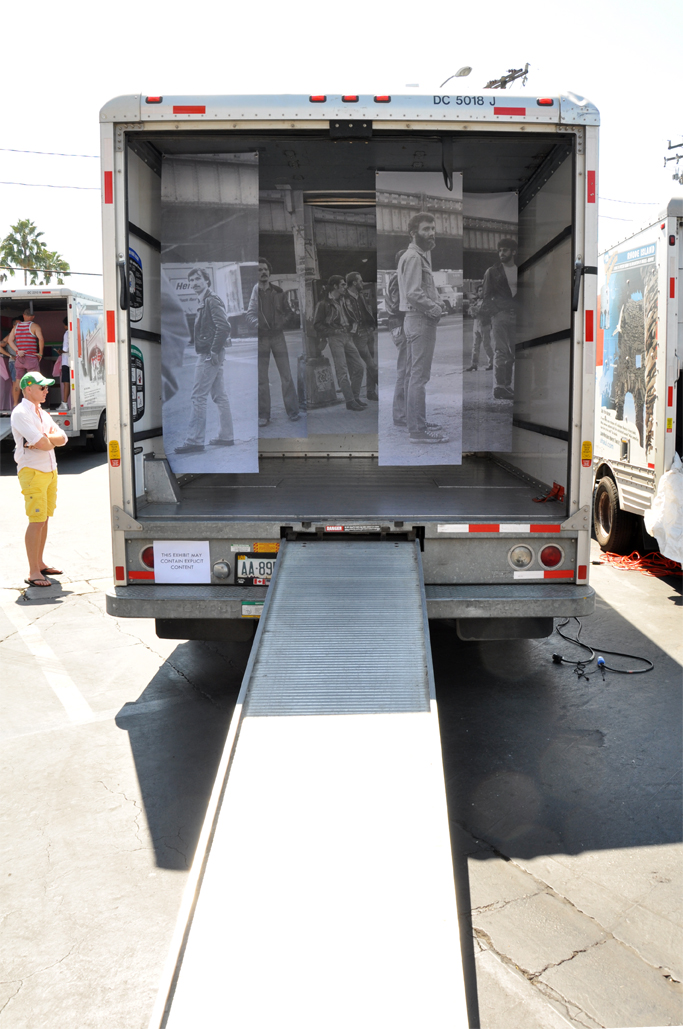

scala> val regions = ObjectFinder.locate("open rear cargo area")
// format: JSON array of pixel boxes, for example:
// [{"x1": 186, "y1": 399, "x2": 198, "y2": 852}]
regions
[{"x1": 123, "y1": 124, "x2": 580, "y2": 524}]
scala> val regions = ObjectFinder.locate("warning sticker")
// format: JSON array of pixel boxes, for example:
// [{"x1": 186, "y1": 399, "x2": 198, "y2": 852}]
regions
[
  {"x1": 242, "y1": 601, "x2": 264, "y2": 618},
  {"x1": 109, "y1": 439, "x2": 121, "y2": 467},
  {"x1": 581, "y1": 440, "x2": 592, "y2": 467}
]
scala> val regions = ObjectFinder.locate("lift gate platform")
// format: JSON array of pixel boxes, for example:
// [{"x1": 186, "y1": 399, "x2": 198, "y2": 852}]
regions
[{"x1": 151, "y1": 540, "x2": 468, "y2": 1028}]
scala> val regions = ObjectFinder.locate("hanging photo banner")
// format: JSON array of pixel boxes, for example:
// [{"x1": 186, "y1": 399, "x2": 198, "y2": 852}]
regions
[
  {"x1": 462, "y1": 192, "x2": 519, "y2": 452},
  {"x1": 376, "y1": 172, "x2": 463, "y2": 466},
  {"x1": 303, "y1": 196, "x2": 379, "y2": 438},
  {"x1": 160, "y1": 154, "x2": 259, "y2": 474},
  {"x1": 253, "y1": 190, "x2": 306, "y2": 439}
]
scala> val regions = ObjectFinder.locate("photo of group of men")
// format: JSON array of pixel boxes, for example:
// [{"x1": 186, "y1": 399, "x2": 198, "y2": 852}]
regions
[{"x1": 159, "y1": 163, "x2": 519, "y2": 473}]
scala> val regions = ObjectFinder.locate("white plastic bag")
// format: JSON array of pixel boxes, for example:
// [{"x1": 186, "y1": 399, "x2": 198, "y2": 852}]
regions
[{"x1": 644, "y1": 451, "x2": 683, "y2": 564}]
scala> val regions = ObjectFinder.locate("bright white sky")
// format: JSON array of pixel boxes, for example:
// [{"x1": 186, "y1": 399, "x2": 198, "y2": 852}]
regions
[{"x1": 1, "y1": 0, "x2": 680, "y2": 297}]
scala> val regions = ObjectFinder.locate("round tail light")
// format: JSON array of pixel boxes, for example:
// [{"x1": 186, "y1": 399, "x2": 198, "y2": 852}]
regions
[
  {"x1": 508, "y1": 545, "x2": 533, "y2": 568},
  {"x1": 141, "y1": 546, "x2": 155, "y2": 568},
  {"x1": 540, "y1": 545, "x2": 563, "y2": 568}
]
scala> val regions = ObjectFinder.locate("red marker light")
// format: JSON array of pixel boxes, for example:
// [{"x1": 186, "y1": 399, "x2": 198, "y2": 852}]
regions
[
  {"x1": 145, "y1": 96, "x2": 163, "y2": 104},
  {"x1": 309, "y1": 95, "x2": 327, "y2": 103},
  {"x1": 540, "y1": 545, "x2": 563, "y2": 568},
  {"x1": 141, "y1": 546, "x2": 155, "y2": 569},
  {"x1": 374, "y1": 96, "x2": 391, "y2": 103},
  {"x1": 536, "y1": 98, "x2": 554, "y2": 106},
  {"x1": 670, "y1": 235, "x2": 676, "y2": 246},
  {"x1": 342, "y1": 95, "x2": 359, "y2": 103}
]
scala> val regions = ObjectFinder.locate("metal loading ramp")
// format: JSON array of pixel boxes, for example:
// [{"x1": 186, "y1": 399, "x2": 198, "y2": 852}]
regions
[{"x1": 153, "y1": 540, "x2": 468, "y2": 1029}]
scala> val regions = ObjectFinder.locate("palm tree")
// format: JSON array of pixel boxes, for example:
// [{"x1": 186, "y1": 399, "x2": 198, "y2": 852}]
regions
[
  {"x1": 40, "y1": 250, "x2": 71, "y2": 285},
  {"x1": 0, "y1": 219, "x2": 70, "y2": 285}
]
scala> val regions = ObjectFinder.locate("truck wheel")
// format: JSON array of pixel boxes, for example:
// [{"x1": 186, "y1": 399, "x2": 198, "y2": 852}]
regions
[
  {"x1": 593, "y1": 477, "x2": 637, "y2": 553},
  {"x1": 88, "y1": 411, "x2": 107, "y2": 453}
]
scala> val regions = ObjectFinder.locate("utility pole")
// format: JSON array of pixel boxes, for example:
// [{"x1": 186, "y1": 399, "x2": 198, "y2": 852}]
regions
[
  {"x1": 664, "y1": 139, "x2": 683, "y2": 184},
  {"x1": 484, "y1": 63, "x2": 530, "y2": 90}
]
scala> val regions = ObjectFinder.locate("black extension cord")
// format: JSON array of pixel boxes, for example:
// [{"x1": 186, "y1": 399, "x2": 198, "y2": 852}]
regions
[{"x1": 551, "y1": 617, "x2": 654, "y2": 681}]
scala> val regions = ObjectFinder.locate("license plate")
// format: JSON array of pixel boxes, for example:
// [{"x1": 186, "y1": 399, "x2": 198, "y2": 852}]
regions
[{"x1": 236, "y1": 554, "x2": 277, "y2": 586}]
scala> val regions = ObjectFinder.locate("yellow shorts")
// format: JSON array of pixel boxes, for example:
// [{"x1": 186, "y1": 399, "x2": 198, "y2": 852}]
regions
[{"x1": 18, "y1": 468, "x2": 58, "y2": 523}]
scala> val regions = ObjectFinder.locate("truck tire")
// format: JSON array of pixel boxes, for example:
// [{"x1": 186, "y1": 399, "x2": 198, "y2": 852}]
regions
[
  {"x1": 593, "y1": 477, "x2": 637, "y2": 553},
  {"x1": 88, "y1": 411, "x2": 107, "y2": 453}
]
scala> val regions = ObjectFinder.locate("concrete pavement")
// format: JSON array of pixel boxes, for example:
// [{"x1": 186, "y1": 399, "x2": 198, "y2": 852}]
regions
[{"x1": 0, "y1": 443, "x2": 680, "y2": 1027}]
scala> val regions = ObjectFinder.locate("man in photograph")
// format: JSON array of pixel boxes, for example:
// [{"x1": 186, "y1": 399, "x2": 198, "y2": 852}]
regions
[
  {"x1": 344, "y1": 272, "x2": 378, "y2": 401},
  {"x1": 482, "y1": 239, "x2": 518, "y2": 401},
  {"x1": 397, "y1": 213, "x2": 449, "y2": 444},
  {"x1": 465, "y1": 285, "x2": 493, "y2": 372},
  {"x1": 313, "y1": 276, "x2": 365, "y2": 411},
  {"x1": 174, "y1": 267, "x2": 234, "y2": 454},
  {"x1": 247, "y1": 257, "x2": 301, "y2": 428}
]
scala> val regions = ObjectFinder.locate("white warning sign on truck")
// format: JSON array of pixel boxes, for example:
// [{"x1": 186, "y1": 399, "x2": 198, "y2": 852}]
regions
[{"x1": 153, "y1": 540, "x2": 211, "y2": 583}]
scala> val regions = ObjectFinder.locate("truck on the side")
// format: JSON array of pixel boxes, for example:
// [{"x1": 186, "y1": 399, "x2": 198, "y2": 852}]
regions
[
  {"x1": 0, "y1": 287, "x2": 106, "y2": 449},
  {"x1": 593, "y1": 198, "x2": 682, "y2": 551},
  {"x1": 99, "y1": 92, "x2": 601, "y2": 1029}
]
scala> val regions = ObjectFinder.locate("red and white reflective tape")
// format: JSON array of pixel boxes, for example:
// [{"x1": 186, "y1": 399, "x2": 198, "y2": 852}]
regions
[
  {"x1": 437, "y1": 523, "x2": 562, "y2": 533},
  {"x1": 514, "y1": 569, "x2": 574, "y2": 580}
]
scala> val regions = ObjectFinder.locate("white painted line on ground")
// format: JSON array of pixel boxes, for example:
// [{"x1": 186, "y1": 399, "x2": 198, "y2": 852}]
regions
[
  {"x1": 476, "y1": 946, "x2": 575, "y2": 1028},
  {"x1": 1, "y1": 600, "x2": 95, "y2": 724}
]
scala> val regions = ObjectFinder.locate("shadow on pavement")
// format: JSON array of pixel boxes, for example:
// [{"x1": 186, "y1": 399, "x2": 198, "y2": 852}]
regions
[{"x1": 115, "y1": 636, "x2": 251, "y2": 871}]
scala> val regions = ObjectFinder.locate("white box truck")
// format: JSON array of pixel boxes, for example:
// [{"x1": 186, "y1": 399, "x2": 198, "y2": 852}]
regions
[
  {"x1": 100, "y1": 91, "x2": 600, "y2": 640},
  {"x1": 98, "y1": 93, "x2": 604, "y2": 1029},
  {"x1": 0, "y1": 287, "x2": 106, "y2": 449},
  {"x1": 593, "y1": 198, "x2": 682, "y2": 551}
]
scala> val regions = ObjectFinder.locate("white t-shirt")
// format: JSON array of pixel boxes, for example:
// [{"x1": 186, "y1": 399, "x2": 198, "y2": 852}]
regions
[
  {"x1": 504, "y1": 264, "x2": 518, "y2": 297},
  {"x1": 62, "y1": 328, "x2": 70, "y2": 366},
  {"x1": 11, "y1": 398, "x2": 66, "y2": 472}
]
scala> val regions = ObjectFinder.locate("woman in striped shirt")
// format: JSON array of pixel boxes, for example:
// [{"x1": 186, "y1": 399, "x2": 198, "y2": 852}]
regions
[{"x1": 8, "y1": 310, "x2": 44, "y2": 407}]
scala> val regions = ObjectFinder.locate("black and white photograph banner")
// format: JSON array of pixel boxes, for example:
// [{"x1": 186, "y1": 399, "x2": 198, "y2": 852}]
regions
[
  {"x1": 462, "y1": 192, "x2": 519, "y2": 452},
  {"x1": 301, "y1": 195, "x2": 379, "y2": 439},
  {"x1": 253, "y1": 190, "x2": 307, "y2": 440},
  {"x1": 160, "y1": 153, "x2": 259, "y2": 474},
  {"x1": 376, "y1": 172, "x2": 463, "y2": 466}
]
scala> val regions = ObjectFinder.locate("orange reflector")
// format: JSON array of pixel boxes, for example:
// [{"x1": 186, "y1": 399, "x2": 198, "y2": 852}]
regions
[
  {"x1": 145, "y1": 96, "x2": 163, "y2": 104},
  {"x1": 309, "y1": 95, "x2": 327, "y2": 102},
  {"x1": 342, "y1": 95, "x2": 359, "y2": 103},
  {"x1": 536, "y1": 98, "x2": 554, "y2": 106}
]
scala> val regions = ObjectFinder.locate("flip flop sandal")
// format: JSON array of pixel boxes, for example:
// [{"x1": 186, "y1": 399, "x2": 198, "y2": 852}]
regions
[
  {"x1": 40, "y1": 567, "x2": 63, "y2": 575},
  {"x1": 25, "y1": 578, "x2": 51, "y2": 588}
]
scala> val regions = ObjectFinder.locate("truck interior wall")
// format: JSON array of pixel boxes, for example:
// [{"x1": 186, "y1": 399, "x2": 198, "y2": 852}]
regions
[
  {"x1": 124, "y1": 130, "x2": 575, "y2": 518},
  {"x1": 501, "y1": 153, "x2": 573, "y2": 490}
]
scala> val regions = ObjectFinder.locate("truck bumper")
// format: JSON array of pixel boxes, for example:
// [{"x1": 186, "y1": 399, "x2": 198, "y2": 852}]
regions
[{"x1": 106, "y1": 582, "x2": 595, "y2": 620}]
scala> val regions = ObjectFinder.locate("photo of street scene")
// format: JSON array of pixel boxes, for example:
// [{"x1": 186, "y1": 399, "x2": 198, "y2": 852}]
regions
[
  {"x1": 462, "y1": 192, "x2": 519, "y2": 452},
  {"x1": 253, "y1": 190, "x2": 306, "y2": 439},
  {"x1": 160, "y1": 154, "x2": 259, "y2": 474},
  {"x1": 376, "y1": 172, "x2": 463, "y2": 466},
  {"x1": 458, "y1": 193, "x2": 518, "y2": 450},
  {"x1": 300, "y1": 195, "x2": 378, "y2": 438}
]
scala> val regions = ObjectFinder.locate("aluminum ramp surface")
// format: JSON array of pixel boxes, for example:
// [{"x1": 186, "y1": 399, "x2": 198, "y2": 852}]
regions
[{"x1": 152, "y1": 540, "x2": 468, "y2": 1029}]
